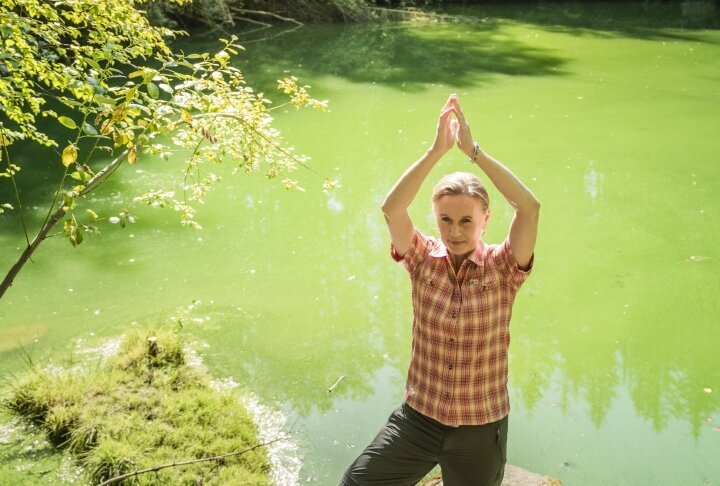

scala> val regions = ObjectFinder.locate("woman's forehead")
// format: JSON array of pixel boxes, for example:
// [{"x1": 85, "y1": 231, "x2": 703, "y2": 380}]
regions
[{"x1": 433, "y1": 194, "x2": 484, "y2": 212}]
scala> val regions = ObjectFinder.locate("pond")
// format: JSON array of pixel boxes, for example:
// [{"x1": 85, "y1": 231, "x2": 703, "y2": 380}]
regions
[{"x1": 1, "y1": 2, "x2": 719, "y2": 485}]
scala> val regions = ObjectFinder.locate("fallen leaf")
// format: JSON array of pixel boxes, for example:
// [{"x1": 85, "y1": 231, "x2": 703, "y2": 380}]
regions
[
  {"x1": 703, "y1": 387, "x2": 713, "y2": 393},
  {"x1": 712, "y1": 426, "x2": 720, "y2": 432},
  {"x1": 689, "y1": 255, "x2": 709, "y2": 262},
  {"x1": 705, "y1": 417, "x2": 713, "y2": 423}
]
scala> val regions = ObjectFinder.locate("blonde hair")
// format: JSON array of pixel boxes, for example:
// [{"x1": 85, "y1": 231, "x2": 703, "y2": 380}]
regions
[{"x1": 431, "y1": 172, "x2": 489, "y2": 210}]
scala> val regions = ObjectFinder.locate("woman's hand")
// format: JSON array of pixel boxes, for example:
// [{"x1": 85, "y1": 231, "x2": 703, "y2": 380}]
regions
[
  {"x1": 430, "y1": 95, "x2": 459, "y2": 155},
  {"x1": 450, "y1": 96, "x2": 476, "y2": 158}
]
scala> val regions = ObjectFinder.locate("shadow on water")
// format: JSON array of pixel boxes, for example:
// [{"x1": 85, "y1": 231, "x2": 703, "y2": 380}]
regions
[
  {"x1": 442, "y1": 2, "x2": 720, "y2": 42},
  {"x1": 174, "y1": 2, "x2": 720, "y2": 99},
  {"x1": 183, "y1": 19, "x2": 570, "y2": 93}
]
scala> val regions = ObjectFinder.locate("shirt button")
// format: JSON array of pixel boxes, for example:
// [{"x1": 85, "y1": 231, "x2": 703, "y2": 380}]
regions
[
  {"x1": 448, "y1": 364, "x2": 454, "y2": 370},
  {"x1": 444, "y1": 393, "x2": 451, "y2": 400},
  {"x1": 450, "y1": 312, "x2": 458, "y2": 318},
  {"x1": 449, "y1": 338, "x2": 455, "y2": 344}
]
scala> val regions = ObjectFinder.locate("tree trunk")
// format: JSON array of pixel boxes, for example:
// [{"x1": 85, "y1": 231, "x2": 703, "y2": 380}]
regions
[{"x1": 0, "y1": 205, "x2": 66, "y2": 300}]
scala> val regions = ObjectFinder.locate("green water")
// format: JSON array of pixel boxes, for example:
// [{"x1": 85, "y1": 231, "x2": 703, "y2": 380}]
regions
[{"x1": 1, "y1": 3, "x2": 719, "y2": 485}]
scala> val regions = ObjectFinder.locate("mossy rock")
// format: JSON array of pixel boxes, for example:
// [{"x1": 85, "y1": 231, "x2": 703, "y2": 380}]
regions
[{"x1": 2, "y1": 327, "x2": 271, "y2": 485}]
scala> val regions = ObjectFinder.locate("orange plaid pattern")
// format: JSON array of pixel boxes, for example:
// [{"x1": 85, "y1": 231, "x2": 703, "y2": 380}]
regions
[{"x1": 391, "y1": 229, "x2": 532, "y2": 426}]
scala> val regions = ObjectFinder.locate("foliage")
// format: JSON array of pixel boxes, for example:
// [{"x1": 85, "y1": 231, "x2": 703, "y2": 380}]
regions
[
  {"x1": 3, "y1": 327, "x2": 271, "y2": 485},
  {"x1": 0, "y1": 0, "x2": 333, "y2": 299}
]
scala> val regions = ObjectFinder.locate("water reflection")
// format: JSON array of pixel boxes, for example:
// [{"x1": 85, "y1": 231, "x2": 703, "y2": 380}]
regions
[{"x1": 583, "y1": 161, "x2": 603, "y2": 200}]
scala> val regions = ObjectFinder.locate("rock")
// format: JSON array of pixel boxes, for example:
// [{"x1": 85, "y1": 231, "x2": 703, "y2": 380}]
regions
[{"x1": 421, "y1": 464, "x2": 562, "y2": 486}]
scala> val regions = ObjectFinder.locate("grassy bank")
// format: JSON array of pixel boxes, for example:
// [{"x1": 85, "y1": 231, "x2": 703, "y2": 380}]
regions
[{"x1": 2, "y1": 328, "x2": 271, "y2": 485}]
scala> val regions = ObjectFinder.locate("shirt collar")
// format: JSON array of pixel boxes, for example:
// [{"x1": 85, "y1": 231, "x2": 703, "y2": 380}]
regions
[{"x1": 429, "y1": 240, "x2": 486, "y2": 267}]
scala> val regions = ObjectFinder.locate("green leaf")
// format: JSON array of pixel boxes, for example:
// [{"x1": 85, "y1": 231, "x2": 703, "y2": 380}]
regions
[
  {"x1": 147, "y1": 82, "x2": 160, "y2": 99},
  {"x1": 94, "y1": 94, "x2": 116, "y2": 106},
  {"x1": 63, "y1": 195, "x2": 76, "y2": 210},
  {"x1": 86, "y1": 58, "x2": 102, "y2": 71},
  {"x1": 58, "y1": 116, "x2": 77, "y2": 129},
  {"x1": 82, "y1": 123, "x2": 98, "y2": 136},
  {"x1": 63, "y1": 219, "x2": 82, "y2": 247},
  {"x1": 70, "y1": 170, "x2": 91, "y2": 182}
]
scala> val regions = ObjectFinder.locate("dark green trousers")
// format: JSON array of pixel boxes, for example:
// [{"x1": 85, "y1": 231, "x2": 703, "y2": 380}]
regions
[{"x1": 341, "y1": 403, "x2": 508, "y2": 486}]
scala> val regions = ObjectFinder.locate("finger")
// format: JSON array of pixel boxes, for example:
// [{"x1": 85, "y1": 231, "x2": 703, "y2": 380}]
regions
[
  {"x1": 439, "y1": 106, "x2": 454, "y2": 121},
  {"x1": 452, "y1": 98, "x2": 466, "y2": 117},
  {"x1": 441, "y1": 94, "x2": 455, "y2": 112},
  {"x1": 449, "y1": 106, "x2": 468, "y2": 126}
]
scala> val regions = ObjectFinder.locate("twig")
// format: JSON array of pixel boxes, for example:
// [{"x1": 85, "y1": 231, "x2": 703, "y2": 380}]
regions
[
  {"x1": 194, "y1": 113, "x2": 327, "y2": 180},
  {"x1": 235, "y1": 16, "x2": 272, "y2": 28},
  {"x1": 1, "y1": 131, "x2": 30, "y2": 246},
  {"x1": 239, "y1": 24, "x2": 304, "y2": 44},
  {"x1": 327, "y1": 375, "x2": 346, "y2": 393},
  {"x1": 95, "y1": 436, "x2": 287, "y2": 486},
  {"x1": 230, "y1": 8, "x2": 304, "y2": 26}
]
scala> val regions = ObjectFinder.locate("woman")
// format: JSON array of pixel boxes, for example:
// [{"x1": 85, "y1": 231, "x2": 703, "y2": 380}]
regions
[{"x1": 340, "y1": 94, "x2": 540, "y2": 486}]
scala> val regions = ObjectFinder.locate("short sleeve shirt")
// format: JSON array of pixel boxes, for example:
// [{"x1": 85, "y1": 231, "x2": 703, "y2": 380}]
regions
[{"x1": 391, "y1": 229, "x2": 533, "y2": 426}]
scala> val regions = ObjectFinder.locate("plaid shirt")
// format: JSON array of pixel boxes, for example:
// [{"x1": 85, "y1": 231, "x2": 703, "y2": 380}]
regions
[{"x1": 391, "y1": 229, "x2": 533, "y2": 426}]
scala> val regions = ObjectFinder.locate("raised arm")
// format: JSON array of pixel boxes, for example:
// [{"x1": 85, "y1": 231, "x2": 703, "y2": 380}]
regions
[
  {"x1": 452, "y1": 97, "x2": 540, "y2": 269},
  {"x1": 381, "y1": 96, "x2": 458, "y2": 257}
]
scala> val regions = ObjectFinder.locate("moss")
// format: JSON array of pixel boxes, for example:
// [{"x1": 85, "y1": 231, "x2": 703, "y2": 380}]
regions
[{"x1": 2, "y1": 328, "x2": 271, "y2": 485}]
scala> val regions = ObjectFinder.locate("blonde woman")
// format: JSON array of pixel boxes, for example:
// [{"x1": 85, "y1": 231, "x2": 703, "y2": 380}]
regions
[{"x1": 341, "y1": 94, "x2": 540, "y2": 486}]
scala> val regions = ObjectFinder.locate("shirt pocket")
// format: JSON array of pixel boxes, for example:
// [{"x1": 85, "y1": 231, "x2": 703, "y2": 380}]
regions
[
  {"x1": 414, "y1": 268, "x2": 453, "y2": 315},
  {"x1": 463, "y1": 273, "x2": 501, "y2": 336}
]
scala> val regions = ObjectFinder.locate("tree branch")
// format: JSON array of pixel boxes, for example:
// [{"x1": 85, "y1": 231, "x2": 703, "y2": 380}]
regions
[
  {"x1": 95, "y1": 436, "x2": 287, "y2": 486},
  {"x1": 230, "y1": 8, "x2": 304, "y2": 26}
]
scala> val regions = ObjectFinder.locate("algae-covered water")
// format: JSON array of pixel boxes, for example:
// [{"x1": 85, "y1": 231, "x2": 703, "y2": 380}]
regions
[{"x1": 1, "y1": 3, "x2": 719, "y2": 485}]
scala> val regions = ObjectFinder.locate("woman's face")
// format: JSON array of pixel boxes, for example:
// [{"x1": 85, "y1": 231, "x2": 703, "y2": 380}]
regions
[{"x1": 433, "y1": 195, "x2": 489, "y2": 257}]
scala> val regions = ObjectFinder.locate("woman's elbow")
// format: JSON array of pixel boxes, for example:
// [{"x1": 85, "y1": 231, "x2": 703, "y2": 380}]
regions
[
  {"x1": 519, "y1": 198, "x2": 540, "y2": 220},
  {"x1": 380, "y1": 197, "x2": 397, "y2": 220}
]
